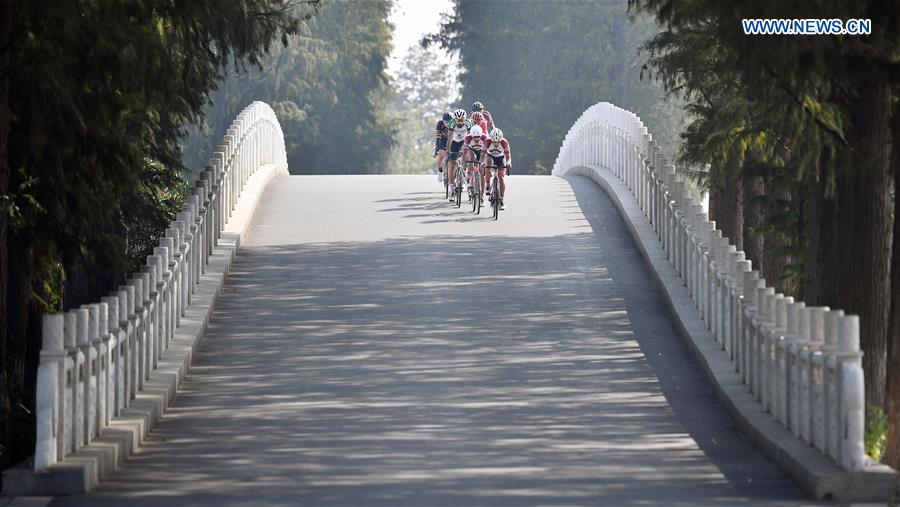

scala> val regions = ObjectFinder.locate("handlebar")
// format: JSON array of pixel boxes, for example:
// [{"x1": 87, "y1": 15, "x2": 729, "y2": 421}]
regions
[{"x1": 463, "y1": 159, "x2": 510, "y2": 169}]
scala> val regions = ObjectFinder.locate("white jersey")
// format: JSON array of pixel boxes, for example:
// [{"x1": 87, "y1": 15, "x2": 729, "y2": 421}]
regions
[{"x1": 449, "y1": 119, "x2": 471, "y2": 143}]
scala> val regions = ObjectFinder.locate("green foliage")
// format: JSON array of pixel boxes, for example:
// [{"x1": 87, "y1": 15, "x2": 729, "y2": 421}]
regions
[
  {"x1": 6, "y1": 0, "x2": 309, "y2": 297},
  {"x1": 123, "y1": 160, "x2": 190, "y2": 274},
  {"x1": 430, "y1": 0, "x2": 685, "y2": 174},
  {"x1": 0, "y1": 0, "x2": 314, "y2": 469},
  {"x1": 182, "y1": 0, "x2": 395, "y2": 175},
  {"x1": 868, "y1": 406, "x2": 888, "y2": 462},
  {"x1": 632, "y1": 0, "x2": 900, "y2": 298}
]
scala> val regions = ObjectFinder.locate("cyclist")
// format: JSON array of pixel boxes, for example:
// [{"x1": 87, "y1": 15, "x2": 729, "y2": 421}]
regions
[
  {"x1": 470, "y1": 111, "x2": 488, "y2": 135},
  {"x1": 484, "y1": 128, "x2": 511, "y2": 209},
  {"x1": 462, "y1": 125, "x2": 488, "y2": 195},
  {"x1": 446, "y1": 108, "x2": 471, "y2": 201},
  {"x1": 471, "y1": 101, "x2": 495, "y2": 133},
  {"x1": 434, "y1": 112, "x2": 451, "y2": 181}
]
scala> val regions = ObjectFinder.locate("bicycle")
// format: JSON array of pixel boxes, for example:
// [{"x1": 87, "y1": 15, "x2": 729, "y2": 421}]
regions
[
  {"x1": 446, "y1": 148, "x2": 464, "y2": 203},
  {"x1": 487, "y1": 163, "x2": 510, "y2": 220},
  {"x1": 465, "y1": 159, "x2": 483, "y2": 214},
  {"x1": 453, "y1": 159, "x2": 465, "y2": 208}
]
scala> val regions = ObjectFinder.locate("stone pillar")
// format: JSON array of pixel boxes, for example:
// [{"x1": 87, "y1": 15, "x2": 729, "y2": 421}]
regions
[
  {"x1": 839, "y1": 315, "x2": 865, "y2": 471},
  {"x1": 114, "y1": 289, "x2": 128, "y2": 412},
  {"x1": 153, "y1": 247, "x2": 170, "y2": 357},
  {"x1": 790, "y1": 305, "x2": 810, "y2": 437},
  {"x1": 140, "y1": 265, "x2": 158, "y2": 372},
  {"x1": 85, "y1": 304, "x2": 101, "y2": 439},
  {"x1": 752, "y1": 287, "x2": 774, "y2": 401},
  {"x1": 74, "y1": 308, "x2": 89, "y2": 448},
  {"x1": 760, "y1": 292, "x2": 782, "y2": 411},
  {"x1": 62, "y1": 311, "x2": 77, "y2": 456},
  {"x1": 34, "y1": 314, "x2": 65, "y2": 471},
  {"x1": 808, "y1": 306, "x2": 829, "y2": 451},
  {"x1": 161, "y1": 235, "x2": 179, "y2": 330},
  {"x1": 773, "y1": 296, "x2": 792, "y2": 423},
  {"x1": 101, "y1": 296, "x2": 118, "y2": 424},
  {"x1": 824, "y1": 309, "x2": 844, "y2": 460},
  {"x1": 135, "y1": 273, "x2": 151, "y2": 383}
]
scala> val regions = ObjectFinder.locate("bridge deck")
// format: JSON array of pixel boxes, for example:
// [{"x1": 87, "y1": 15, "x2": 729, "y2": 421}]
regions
[{"x1": 52, "y1": 175, "x2": 824, "y2": 506}]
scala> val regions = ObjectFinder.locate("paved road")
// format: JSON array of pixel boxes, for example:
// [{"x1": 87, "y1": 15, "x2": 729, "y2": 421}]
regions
[{"x1": 52, "y1": 175, "x2": 828, "y2": 506}]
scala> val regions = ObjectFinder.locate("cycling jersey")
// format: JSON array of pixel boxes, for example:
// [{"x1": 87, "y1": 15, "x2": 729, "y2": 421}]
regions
[
  {"x1": 485, "y1": 138, "x2": 510, "y2": 159},
  {"x1": 435, "y1": 120, "x2": 449, "y2": 151},
  {"x1": 463, "y1": 134, "x2": 487, "y2": 157},
  {"x1": 449, "y1": 118, "x2": 471, "y2": 143},
  {"x1": 481, "y1": 109, "x2": 495, "y2": 132},
  {"x1": 469, "y1": 113, "x2": 491, "y2": 134}
]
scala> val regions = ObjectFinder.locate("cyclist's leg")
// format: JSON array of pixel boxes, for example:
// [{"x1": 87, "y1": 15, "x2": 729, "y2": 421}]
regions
[
  {"x1": 448, "y1": 159, "x2": 456, "y2": 194},
  {"x1": 448, "y1": 141, "x2": 459, "y2": 190},
  {"x1": 487, "y1": 156, "x2": 501, "y2": 194}
]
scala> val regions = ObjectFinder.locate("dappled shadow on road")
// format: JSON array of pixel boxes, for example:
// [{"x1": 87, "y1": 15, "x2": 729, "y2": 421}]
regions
[{"x1": 51, "y1": 177, "x2": 814, "y2": 507}]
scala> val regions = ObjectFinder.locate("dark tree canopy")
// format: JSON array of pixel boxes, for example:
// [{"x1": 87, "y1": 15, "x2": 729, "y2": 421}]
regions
[
  {"x1": 631, "y1": 0, "x2": 900, "y2": 459},
  {"x1": 0, "y1": 0, "x2": 315, "y2": 469},
  {"x1": 182, "y1": 0, "x2": 395, "y2": 175}
]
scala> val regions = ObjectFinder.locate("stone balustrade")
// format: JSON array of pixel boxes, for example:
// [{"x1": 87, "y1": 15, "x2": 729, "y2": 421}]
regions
[
  {"x1": 551, "y1": 102, "x2": 868, "y2": 473},
  {"x1": 32, "y1": 101, "x2": 287, "y2": 472}
]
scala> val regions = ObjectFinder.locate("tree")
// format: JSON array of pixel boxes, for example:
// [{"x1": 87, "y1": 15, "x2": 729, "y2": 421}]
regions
[
  {"x1": 429, "y1": 0, "x2": 685, "y2": 175},
  {"x1": 182, "y1": 0, "x2": 395, "y2": 176},
  {"x1": 386, "y1": 43, "x2": 460, "y2": 174},
  {"x1": 0, "y1": 0, "x2": 315, "y2": 469},
  {"x1": 631, "y1": 0, "x2": 900, "y2": 459}
]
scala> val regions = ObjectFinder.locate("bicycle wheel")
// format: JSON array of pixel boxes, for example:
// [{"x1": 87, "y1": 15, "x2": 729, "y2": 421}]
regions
[
  {"x1": 474, "y1": 172, "x2": 482, "y2": 214},
  {"x1": 456, "y1": 183, "x2": 462, "y2": 207},
  {"x1": 470, "y1": 171, "x2": 476, "y2": 212},
  {"x1": 491, "y1": 176, "x2": 499, "y2": 220},
  {"x1": 444, "y1": 167, "x2": 449, "y2": 199}
]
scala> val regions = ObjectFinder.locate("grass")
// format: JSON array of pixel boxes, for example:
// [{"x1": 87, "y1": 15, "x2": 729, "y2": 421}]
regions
[{"x1": 867, "y1": 406, "x2": 888, "y2": 462}]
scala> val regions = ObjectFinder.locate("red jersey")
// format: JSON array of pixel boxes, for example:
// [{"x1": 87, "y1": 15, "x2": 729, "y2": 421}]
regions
[
  {"x1": 484, "y1": 138, "x2": 510, "y2": 160},
  {"x1": 481, "y1": 109, "x2": 495, "y2": 132}
]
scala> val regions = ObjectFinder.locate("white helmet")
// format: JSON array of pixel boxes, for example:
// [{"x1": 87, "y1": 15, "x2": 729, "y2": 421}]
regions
[
  {"x1": 470, "y1": 125, "x2": 483, "y2": 137},
  {"x1": 490, "y1": 128, "x2": 503, "y2": 142},
  {"x1": 453, "y1": 108, "x2": 467, "y2": 120}
]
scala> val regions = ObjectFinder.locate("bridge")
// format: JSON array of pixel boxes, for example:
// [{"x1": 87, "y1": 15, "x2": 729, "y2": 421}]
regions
[{"x1": 3, "y1": 102, "x2": 897, "y2": 505}]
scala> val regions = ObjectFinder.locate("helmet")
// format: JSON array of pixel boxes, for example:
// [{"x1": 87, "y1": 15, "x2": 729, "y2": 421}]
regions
[
  {"x1": 490, "y1": 128, "x2": 503, "y2": 142},
  {"x1": 442, "y1": 112, "x2": 452, "y2": 122},
  {"x1": 470, "y1": 125, "x2": 483, "y2": 137},
  {"x1": 453, "y1": 108, "x2": 467, "y2": 120},
  {"x1": 472, "y1": 101, "x2": 484, "y2": 112},
  {"x1": 471, "y1": 111, "x2": 484, "y2": 124}
]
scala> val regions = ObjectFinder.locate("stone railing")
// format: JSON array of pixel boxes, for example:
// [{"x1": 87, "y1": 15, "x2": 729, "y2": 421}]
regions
[
  {"x1": 32, "y1": 101, "x2": 287, "y2": 471},
  {"x1": 552, "y1": 102, "x2": 895, "y2": 498}
]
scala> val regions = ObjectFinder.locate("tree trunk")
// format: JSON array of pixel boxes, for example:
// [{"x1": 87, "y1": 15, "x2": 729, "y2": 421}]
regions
[
  {"x1": 804, "y1": 148, "x2": 837, "y2": 306},
  {"x1": 5, "y1": 234, "x2": 39, "y2": 465},
  {"x1": 0, "y1": 0, "x2": 12, "y2": 470},
  {"x1": 709, "y1": 157, "x2": 744, "y2": 249},
  {"x1": 743, "y1": 173, "x2": 766, "y2": 276},
  {"x1": 762, "y1": 184, "x2": 793, "y2": 296},
  {"x1": 835, "y1": 79, "x2": 893, "y2": 410},
  {"x1": 882, "y1": 102, "x2": 900, "y2": 467}
]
